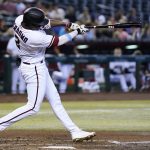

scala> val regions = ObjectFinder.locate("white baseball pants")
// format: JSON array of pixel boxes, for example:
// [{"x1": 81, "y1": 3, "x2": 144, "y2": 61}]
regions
[
  {"x1": 11, "y1": 66, "x2": 26, "y2": 94},
  {"x1": 110, "y1": 74, "x2": 129, "y2": 92},
  {"x1": 57, "y1": 63, "x2": 74, "y2": 93},
  {"x1": 124, "y1": 73, "x2": 136, "y2": 89},
  {"x1": 0, "y1": 62, "x2": 80, "y2": 132}
]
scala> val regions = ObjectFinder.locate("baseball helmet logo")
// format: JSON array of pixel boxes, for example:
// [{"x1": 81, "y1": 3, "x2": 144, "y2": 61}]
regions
[{"x1": 23, "y1": 7, "x2": 49, "y2": 27}]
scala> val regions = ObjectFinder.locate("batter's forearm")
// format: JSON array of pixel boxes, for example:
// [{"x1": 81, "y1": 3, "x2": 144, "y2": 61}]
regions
[{"x1": 58, "y1": 30, "x2": 78, "y2": 46}]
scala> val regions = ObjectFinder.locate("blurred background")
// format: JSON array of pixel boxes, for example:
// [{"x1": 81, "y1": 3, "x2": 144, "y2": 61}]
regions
[{"x1": 0, "y1": 0, "x2": 150, "y2": 94}]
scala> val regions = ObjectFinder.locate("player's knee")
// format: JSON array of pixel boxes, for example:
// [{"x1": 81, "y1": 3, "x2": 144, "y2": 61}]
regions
[
  {"x1": 32, "y1": 107, "x2": 40, "y2": 113},
  {"x1": 52, "y1": 100, "x2": 62, "y2": 108},
  {"x1": 26, "y1": 103, "x2": 40, "y2": 115}
]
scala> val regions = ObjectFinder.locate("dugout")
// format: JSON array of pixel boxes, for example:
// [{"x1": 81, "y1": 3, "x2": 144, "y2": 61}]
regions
[{"x1": 1, "y1": 54, "x2": 150, "y2": 93}]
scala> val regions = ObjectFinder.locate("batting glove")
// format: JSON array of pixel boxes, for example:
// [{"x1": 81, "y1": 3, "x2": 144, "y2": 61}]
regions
[
  {"x1": 68, "y1": 23, "x2": 80, "y2": 30},
  {"x1": 77, "y1": 25, "x2": 89, "y2": 34}
]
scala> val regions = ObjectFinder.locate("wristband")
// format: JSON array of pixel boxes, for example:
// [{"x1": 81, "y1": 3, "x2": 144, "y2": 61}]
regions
[{"x1": 65, "y1": 33, "x2": 72, "y2": 41}]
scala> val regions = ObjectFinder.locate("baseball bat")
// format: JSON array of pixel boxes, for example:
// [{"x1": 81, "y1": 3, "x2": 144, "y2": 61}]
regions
[{"x1": 85, "y1": 23, "x2": 142, "y2": 29}]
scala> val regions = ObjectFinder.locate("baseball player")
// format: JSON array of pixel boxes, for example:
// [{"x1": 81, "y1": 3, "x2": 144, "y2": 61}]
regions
[
  {"x1": 123, "y1": 61, "x2": 136, "y2": 90},
  {"x1": 49, "y1": 26, "x2": 75, "y2": 94},
  {"x1": 7, "y1": 37, "x2": 26, "y2": 94},
  {"x1": 53, "y1": 58, "x2": 74, "y2": 93},
  {"x1": 0, "y1": 7, "x2": 95, "y2": 142},
  {"x1": 109, "y1": 48, "x2": 129, "y2": 92},
  {"x1": 109, "y1": 61, "x2": 129, "y2": 92}
]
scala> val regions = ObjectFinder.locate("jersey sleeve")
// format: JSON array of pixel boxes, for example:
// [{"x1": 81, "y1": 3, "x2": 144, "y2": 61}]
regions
[
  {"x1": 28, "y1": 31, "x2": 59, "y2": 48},
  {"x1": 42, "y1": 34, "x2": 59, "y2": 48},
  {"x1": 7, "y1": 38, "x2": 13, "y2": 50}
]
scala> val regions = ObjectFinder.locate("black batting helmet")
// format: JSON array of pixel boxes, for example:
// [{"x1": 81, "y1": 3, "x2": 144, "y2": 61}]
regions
[{"x1": 22, "y1": 7, "x2": 49, "y2": 27}]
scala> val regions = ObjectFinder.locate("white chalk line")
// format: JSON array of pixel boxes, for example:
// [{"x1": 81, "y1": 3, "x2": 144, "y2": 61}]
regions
[
  {"x1": 39, "y1": 146, "x2": 76, "y2": 149},
  {"x1": 108, "y1": 140, "x2": 150, "y2": 145},
  {"x1": 0, "y1": 108, "x2": 150, "y2": 115},
  {"x1": 36, "y1": 108, "x2": 150, "y2": 115}
]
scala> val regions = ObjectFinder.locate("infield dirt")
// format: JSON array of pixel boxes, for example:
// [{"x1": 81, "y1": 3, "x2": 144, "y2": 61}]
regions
[
  {"x1": 0, "y1": 92, "x2": 150, "y2": 149},
  {"x1": 0, "y1": 130, "x2": 150, "y2": 150}
]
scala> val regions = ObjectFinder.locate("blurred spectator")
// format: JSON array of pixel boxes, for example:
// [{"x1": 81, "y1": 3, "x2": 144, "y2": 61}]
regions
[
  {"x1": 24, "y1": 0, "x2": 35, "y2": 2},
  {"x1": 0, "y1": 0, "x2": 17, "y2": 15},
  {"x1": 0, "y1": 15, "x2": 7, "y2": 35},
  {"x1": 109, "y1": 48, "x2": 129, "y2": 92},
  {"x1": 16, "y1": 0, "x2": 26, "y2": 15},
  {"x1": 96, "y1": 14, "x2": 106, "y2": 25},
  {"x1": 23, "y1": 0, "x2": 37, "y2": 8},
  {"x1": 107, "y1": 16, "x2": 117, "y2": 25},
  {"x1": 65, "y1": 5, "x2": 77, "y2": 23},
  {"x1": 7, "y1": 37, "x2": 26, "y2": 94},
  {"x1": 130, "y1": 27, "x2": 142, "y2": 40},
  {"x1": 113, "y1": 28, "x2": 133, "y2": 41},
  {"x1": 142, "y1": 24, "x2": 150, "y2": 40},
  {"x1": 127, "y1": 8, "x2": 138, "y2": 23},
  {"x1": 48, "y1": 3, "x2": 65, "y2": 20},
  {"x1": 114, "y1": 9, "x2": 127, "y2": 23},
  {"x1": 77, "y1": 7, "x2": 92, "y2": 24},
  {"x1": 37, "y1": 0, "x2": 52, "y2": 17}
]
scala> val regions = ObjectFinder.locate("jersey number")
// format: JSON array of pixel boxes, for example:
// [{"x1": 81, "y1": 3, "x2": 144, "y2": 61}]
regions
[{"x1": 15, "y1": 34, "x2": 20, "y2": 49}]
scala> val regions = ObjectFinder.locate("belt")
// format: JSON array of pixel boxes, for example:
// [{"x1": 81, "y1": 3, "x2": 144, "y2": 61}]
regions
[{"x1": 23, "y1": 60, "x2": 43, "y2": 65}]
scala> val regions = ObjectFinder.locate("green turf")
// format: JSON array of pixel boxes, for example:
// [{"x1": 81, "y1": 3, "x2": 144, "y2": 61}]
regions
[{"x1": 0, "y1": 100, "x2": 150, "y2": 131}]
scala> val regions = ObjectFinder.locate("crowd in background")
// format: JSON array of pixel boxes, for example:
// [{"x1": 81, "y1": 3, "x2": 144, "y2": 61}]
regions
[
  {"x1": 0, "y1": 0, "x2": 150, "y2": 41},
  {"x1": 0, "y1": 0, "x2": 150, "y2": 94}
]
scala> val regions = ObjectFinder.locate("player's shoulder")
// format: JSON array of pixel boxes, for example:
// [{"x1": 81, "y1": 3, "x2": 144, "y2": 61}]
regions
[
  {"x1": 15, "y1": 15, "x2": 23, "y2": 26},
  {"x1": 7, "y1": 37, "x2": 15, "y2": 44},
  {"x1": 29, "y1": 30, "x2": 47, "y2": 41},
  {"x1": 7, "y1": 37, "x2": 16, "y2": 49},
  {"x1": 28, "y1": 30, "x2": 53, "y2": 45}
]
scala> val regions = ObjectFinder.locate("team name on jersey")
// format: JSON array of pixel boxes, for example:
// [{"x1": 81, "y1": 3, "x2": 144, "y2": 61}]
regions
[{"x1": 13, "y1": 24, "x2": 28, "y2": 43}]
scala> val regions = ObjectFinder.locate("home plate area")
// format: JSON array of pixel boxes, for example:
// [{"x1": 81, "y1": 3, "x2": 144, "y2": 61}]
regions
[{"x1": 0, "y1": 130, "x2": 150, "y2": 150}]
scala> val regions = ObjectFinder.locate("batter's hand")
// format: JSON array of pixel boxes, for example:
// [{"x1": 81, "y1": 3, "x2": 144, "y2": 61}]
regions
[
  {"x1": 69, "y1": 23, "x2": 80, "y2": 30},
  {"x1": 77, "y1": 25, "x2": 89, "y2": 34}
]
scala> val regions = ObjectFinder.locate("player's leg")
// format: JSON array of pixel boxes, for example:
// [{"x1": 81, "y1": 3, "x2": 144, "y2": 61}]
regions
[
  {"x1": 94, "y1": 67, "x2": 105, "y2": 84},
  {"x1": 118, "y1": 75, "x2": 129, "y2": 92},
  {"x1": 52, "y1": 70, "x2": 63, "y2": 85},
  {"x1": 125, "y1": 74, "x2": 136, "y2": 90},
  {"x1": 45, "y1": 68, "x2": 95, "y2": 141},
  {"x1": 59, "y1": 64, "x2": 73, "y2": 93},
  {"x1": 45, "y1": 68, "x2": 80, "y2": 132},
  {"x1": 18, "y1": 70, "x2": 26, "y2": 94},
  {"x1": 11, "y1": 67, "x2": 19, "y2": 94},
  {"x1": 110, "y1": 75, "x2": 129, "y2": 92},
  {"x1": 0, "y1": 64, "x2": 46, "y2": 131}
]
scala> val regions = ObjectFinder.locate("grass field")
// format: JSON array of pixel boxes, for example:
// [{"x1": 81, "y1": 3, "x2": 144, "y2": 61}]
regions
[{"x1": 0, "y1": 100, "x2": 150, "y2": 131}]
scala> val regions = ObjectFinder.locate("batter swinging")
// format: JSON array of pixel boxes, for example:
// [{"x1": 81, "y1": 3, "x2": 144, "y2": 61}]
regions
[{"x1": 0, "y1": 7, "x2": 95, "y2": 142}]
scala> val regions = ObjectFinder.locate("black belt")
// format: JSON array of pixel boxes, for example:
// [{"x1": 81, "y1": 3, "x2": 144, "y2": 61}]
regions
[{"x1": 23, "y1": 60, "x2": 43, "y2": 65}]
